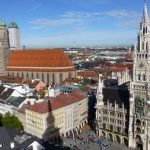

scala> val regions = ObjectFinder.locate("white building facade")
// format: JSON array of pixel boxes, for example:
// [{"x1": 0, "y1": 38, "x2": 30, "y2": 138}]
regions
[{"x1": 8, "y1": 22, "x2": 20, "y2": 50}]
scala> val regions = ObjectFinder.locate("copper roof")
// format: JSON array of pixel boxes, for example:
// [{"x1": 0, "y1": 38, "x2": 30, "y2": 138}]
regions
[{"x1": 7, "y1": 49, "x2": 75, "y2": 72}]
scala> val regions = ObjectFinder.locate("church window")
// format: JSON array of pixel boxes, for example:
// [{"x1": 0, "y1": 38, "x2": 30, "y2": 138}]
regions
[
  {"x1": 68, "y1": 72, "x2": 72, "y2": 78},
  {"x1": 47, "y1": 73, "x2": 49, "y2": 83},
  {"x1": 142, "y1": 42, "x2": 144, "y2": 50},
  {"x1": 36, "y1": 73, "x2": 39, "y2": 79},
  {"x1": 146, "y1": 41, "x2": 149, "y2": 51},
  {"x1": 26, "y1": 72, "x2": 29, "y2": 78},
  {"x1": 42, "y1": 73, "x2": 44, "y2": 81},
  {"x1": 22, "y1": 72, "x2": 24, "y2": 78},
  {"x1": 17, "y1": 72, "x2": 19, "y2": 77},
  {"x1": 145, "y1": 54, "x2": 148, "y2": 59},
  {"x1": 143, "y1": 74, "x2": 146, "y2": 81},
  {"x1": 31, "y1": 72, "x2": 33, "y2": 78},
  {"x1": 52, "y1": 73, "x2": 55, "y2": 83},
  {"x1": 143, "y1": 27, "x2": 145, "y2": 35},
  {"x1": 139, "y1": 54, "x2": 141, "y2": 59},
  {"x1": 138, "y1": 74, "x2": 141, "y2": 80},
  {"x1": 142, "y1": 54, "x2": 144, "y2": 59},
  {"x1": 59, "y1": 73, "x2": 63, "y2": 83},
  {"x1": 146, "y1": 26, "x2": 148, "y2": 33}
]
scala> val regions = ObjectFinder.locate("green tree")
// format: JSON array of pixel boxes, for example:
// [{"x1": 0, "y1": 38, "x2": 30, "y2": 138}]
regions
[{"x1": 2, "y1": 112, "x2": 23, "y2": 130}]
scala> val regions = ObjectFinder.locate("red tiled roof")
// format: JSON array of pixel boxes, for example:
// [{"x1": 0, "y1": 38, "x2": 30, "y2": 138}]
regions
[
  {"x1": 77, "y1": 71, "x2": 98, "y2": 78},
  {"x1": 6, "y1": 49, "x2": 75, "y2": 72},
  {"x1": 26, "y1": 91, "x2": 86, "y2": 114}
]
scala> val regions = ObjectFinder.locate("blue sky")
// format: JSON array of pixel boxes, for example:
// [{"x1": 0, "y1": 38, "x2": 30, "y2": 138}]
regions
[{"x1": 1, "y1": 0, "x2": 147, "y2": 48}]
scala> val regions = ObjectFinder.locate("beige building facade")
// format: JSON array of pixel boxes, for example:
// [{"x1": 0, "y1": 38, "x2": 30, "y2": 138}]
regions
[{"x1": 23, "y1": 91, "x2": 87, "y2": 141}]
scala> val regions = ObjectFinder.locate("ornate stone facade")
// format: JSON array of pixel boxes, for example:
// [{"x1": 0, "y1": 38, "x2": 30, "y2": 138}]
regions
[
  {"x1": 96, "y1": 77, "x2": 129, "y2": 146},
  {"x1": 128, "y1": 2, "x2": 150, "y2": 150}
]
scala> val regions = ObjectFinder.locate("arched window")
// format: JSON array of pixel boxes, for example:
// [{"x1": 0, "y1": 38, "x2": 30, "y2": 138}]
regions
[
  {"x1": 31, "y1": 72, "x2": 34, "y2": 79},
  {"x1": 142, "y1": 42, "x2": 144, "y2": 50},
  {"x1": 26, "y1": 72, "x2": 29, "y2": 78},
  {"x1": 145, "y1": 54, "x2": 148, "y2": 59},
  {"x1": 143, "y1": 74, "x2": 146, "y2": 81},
  {"x1": 21, "y1": 72, "x2": 24, "y2": 79},
  {"x1": 143, "y1": 27, "x2": 145, "y2": 35},
  {"x1": 42, "y1": 73, "x2": 44, "y2": 81},
  {"x1": 47, "y1": 73, "x2": 49, "y2": 83},
  {"x1": 59, "y1": 73, "x2": 63, "y2": 83},
  {"x1": 68, "y1": 72, "x2": 72, "y2": 78},
  {"x1": 142, "y1": 54, "x2": 144, "y2": 59},
  {"x1": 36, "y1": 73, "x2": 39, "y2": 79},
  {"x1": 138, "y1": 74, "x2": 141, "y2": 80},
  {"x1": 146, "y1": 26, "x2": 148, "y2": 33},
  {"x1": 52, "y1": 73, "x2": 55, "y2": 83},
  {"x1": 146, "y1": 41, "x2": 148, "y2": 51}
]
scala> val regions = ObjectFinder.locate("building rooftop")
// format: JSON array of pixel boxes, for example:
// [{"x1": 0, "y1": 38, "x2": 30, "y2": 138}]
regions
[
  {"x1": 8, "y1": 22, "x2": 19, "y2": 28},
  {"x1": 6, "y1": 49, "x2": 75, "y2": 72},
  {"x1": 6, "y1": 96, "x2": 26, "y2": 107},
  {"x1": 27, "y1": 91, "x2": 86, "y2": 114},
  {"x1": 0, "y1": 19, "x2": 6, "y2": 27}
]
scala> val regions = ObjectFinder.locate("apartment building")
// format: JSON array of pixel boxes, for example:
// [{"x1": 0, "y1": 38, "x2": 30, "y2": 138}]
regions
[{"x1": 24, "y1": 91, "x2": 88, "y2": 141}]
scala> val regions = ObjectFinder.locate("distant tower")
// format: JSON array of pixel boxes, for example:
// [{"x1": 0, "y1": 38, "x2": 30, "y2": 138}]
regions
[
  {"x1": 0, "y1": 20, "x2": 10, "y2": 75},
  {"x1": 8, "y1": 22, "x2": 20, "y2": 50}
]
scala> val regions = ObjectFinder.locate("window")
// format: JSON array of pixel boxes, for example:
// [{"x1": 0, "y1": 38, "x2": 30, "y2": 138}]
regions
[
  {"x1": 138, "y1": 74, "x2": 141, "y2": 80},
  {"x1": 143, "y1": 27, "x2": 145, "y2": 35},
  {"x1": 146, "y1": 41, "x2": 149, "y2": 51},
  {"x1": 142, "y1": 42, "x2": 144, "y2": 50},
  {"x1": 143, "y1": 74, "x2": 146, "y2": 81},
  {"x1": 59, "y1": 73, "x2": 63, "y2": 83}
]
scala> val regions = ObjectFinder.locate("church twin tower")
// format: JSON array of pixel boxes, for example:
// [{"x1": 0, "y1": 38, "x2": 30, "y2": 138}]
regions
[
  {"x1": 0, "y1": 20, "x2": 20, "y2": 75},
  {"x1": 129, "y1": 1, "x2": 150, "y2": 149}
]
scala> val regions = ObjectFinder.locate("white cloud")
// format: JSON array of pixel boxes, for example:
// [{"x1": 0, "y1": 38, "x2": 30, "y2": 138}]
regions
[
  {"x1": 30, "y1": 9, "x2": 140, "y2": 29},
  {"x1": 27, "y1": 4, "x2": 41, "y2": 12}
]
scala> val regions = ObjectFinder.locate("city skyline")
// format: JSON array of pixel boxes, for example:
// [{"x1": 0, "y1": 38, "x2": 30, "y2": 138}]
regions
[{"x1": 1, "y1": 0, "x2": 147, "y2": 48}]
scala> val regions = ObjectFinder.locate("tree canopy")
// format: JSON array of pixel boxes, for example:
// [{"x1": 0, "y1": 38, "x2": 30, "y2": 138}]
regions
[{"x1": 1, "y1": 112, "x2": 23, "y2": 130}]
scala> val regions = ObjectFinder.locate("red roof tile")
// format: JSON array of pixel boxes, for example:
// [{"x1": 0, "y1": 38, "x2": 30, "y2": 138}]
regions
[
  {"x1": 6, "y1": 49, "x2": 75, "y2": 72},
  {"x1": 26, "y1": 91, "x2": 86, "y2": 114}
]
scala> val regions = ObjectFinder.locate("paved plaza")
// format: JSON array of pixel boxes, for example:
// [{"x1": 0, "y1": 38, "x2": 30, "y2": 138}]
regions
[{"x1": 62, "y1": 130, "x2": 130, "y2": 150}]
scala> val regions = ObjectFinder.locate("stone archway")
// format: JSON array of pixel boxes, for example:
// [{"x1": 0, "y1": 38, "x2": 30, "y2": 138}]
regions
[
  {"x1": 107, "y1": 133, "x2": 113, "y2": 142},
  {"x1": 115, "y1": 135, "x2": 121, "y2": 143},
  {"x1": 135, "y1": 135, "x2": 143, "y2": 150},
  {"x1": 123, "y1": 137, "x2": 128, "y2": 147}
]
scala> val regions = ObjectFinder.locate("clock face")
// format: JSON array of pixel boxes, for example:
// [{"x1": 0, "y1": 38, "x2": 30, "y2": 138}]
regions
[
  {"x1": 4, "y1": 41, "x2": 8, "y2": 48},
  {"x1": 139, "y1": 63, "x2": 144, "y2": 68}
]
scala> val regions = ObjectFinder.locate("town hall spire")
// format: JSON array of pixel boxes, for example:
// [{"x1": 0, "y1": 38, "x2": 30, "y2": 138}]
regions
[{"x1": 142, "y1": 0, "x2": 149, "y2": 23}]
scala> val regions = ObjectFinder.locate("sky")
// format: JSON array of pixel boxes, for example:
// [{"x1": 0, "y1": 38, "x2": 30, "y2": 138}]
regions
[{"x1": 1, "y1": 0, "x2": 147, "y2": 48}]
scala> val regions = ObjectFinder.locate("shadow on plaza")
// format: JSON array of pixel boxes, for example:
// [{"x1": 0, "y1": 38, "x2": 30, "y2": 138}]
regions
[
  {"x1": 42, "y1": 99, "x2": 70, "y2": 150},
  {"x1": 88, "y1": 91, "x2": 97, "y2": 131}
]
